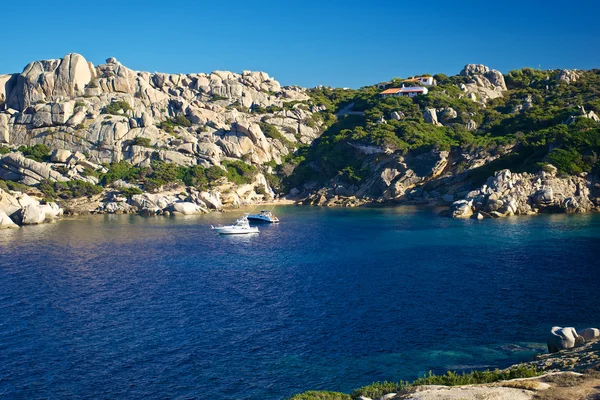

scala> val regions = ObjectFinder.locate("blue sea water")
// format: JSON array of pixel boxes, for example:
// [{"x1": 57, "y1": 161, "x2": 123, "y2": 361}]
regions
[{"x1": 0, "y1": 206, "x2": 599, "y2": 399}]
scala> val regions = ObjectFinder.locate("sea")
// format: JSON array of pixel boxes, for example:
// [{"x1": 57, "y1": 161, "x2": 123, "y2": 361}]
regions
[{"x1": 1, "y1": 206, "x2": 599, "y2": 399}]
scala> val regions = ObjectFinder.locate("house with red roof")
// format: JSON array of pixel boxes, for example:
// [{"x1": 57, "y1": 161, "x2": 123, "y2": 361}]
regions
[{"x1": 380, "y1": 85, "x2": 429, "y2": 98}]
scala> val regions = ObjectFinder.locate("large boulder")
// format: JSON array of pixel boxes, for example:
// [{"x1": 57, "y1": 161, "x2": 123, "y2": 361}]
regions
[
  {"x1": 0, "y1": 113, "x2": 10, "y2": 143},
  {"x1": 199, "y1": 191, "x2": 223, "y2": 209},
  {"x1": 20, "y1": 203, "x2": 47, "y2": 225},
  {"x1": 579, "y1": 328, "x2": 600, "y2": 342},
  {"x1": 423, "y1": 108, "x2": 441, "y2": 126},
  {"x1": 0, "y1": 209, "x2": 18, "y2": 229},
  {"x1": 450, "y1": 200, "x2": 473, "y2": 218},
  {"x1": 7, "y1": 53, "x2": 93, "y2": 111},
  {"x1": 170, "y1": 202, "x2": 206, "y2": 215},
  {"x1": 547, "y1": 326, "x2": 584, "y2": 353}
]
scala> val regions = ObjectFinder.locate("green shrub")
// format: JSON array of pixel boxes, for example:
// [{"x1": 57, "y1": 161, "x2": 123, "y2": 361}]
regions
[
  {"x1": 120, "y1": 186, "x2": 143, "y2": 198},
  {"x1": 101, "y1": 161, "x2": 142, "y2": 185},
  {"x1": 103, "y1": 101, "x2": 132, "y2": 115},
  {"x1": 179, "y1": 165, "x2": 209, "y2": 188},
  {"x1": 222, "y1": 160, "x2": 258, "y2": 185},
  {"x1": 157, "y1": 115, "x2": 193, "y2": 133},
  {"x1": 211, "y1": 94, "x2": 229, "y2": 101},
  {"x1": 0, "y1": 146, "x2": 11, "y2": 155},
  {"x1": 258, "y1": 122, "x2": 295, "y2": 149},
  {"x1": 288, "y1": 391, "x2": 351, "y2": 400},
  {"x1": 19, "y1": 144, "x2": 51, "y2": 162},
  {"x1": 39, "y1": 179, "x2": 103, "y2": 200},
  {"x1": 131, "y1": 137, "x2": 152, "y2": 148},
  {"x1": 351, "y1": 365, "x2": 539, "y2": 399}
]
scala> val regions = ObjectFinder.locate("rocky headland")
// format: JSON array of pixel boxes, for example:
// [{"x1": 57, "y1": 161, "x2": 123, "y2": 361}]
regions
[{"x1": 1, "y1": 54, "x2": 599, "y2": 227}]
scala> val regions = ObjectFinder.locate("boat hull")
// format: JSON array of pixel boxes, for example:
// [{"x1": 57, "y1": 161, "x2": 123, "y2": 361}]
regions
[
  {"x1": 212, "y1": 226, "x2": 259, "y2": 235},
  {"x1": 247, "y1": 215, "x2": 279, "y2": 223}
]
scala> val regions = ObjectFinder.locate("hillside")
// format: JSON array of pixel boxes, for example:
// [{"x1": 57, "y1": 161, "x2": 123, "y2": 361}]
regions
[{"x1": 1, "y1": 54, "x2": 599, "y2": 226}]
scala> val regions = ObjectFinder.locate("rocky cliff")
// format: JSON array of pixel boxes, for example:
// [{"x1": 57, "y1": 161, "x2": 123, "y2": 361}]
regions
[
  {"x1": 1, "y1": 55, "x2": 599, "y2": 227},
  {"x1": 0, "y1": 53, "x2": 325, "y2": 225}
]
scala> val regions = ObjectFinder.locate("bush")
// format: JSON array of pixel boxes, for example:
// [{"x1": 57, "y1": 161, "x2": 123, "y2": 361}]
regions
[
  {"x1": 157, "y1": 115, "x2": 193, "y2": 133},
  {"x1": 101, "y1": 161, "x2": 142, "y2": 185},
  {"x1": 131, "y1": 137, "x2": 152, "y2": 148},
  {"x1": 0, "y1": 146, "x2": 11, "y2": 155},
  {"x1": 103, "y1": 101, "x2": 132, "y2": 115},
  {"x1": 120, "y1": 186, "x2": 143, "y2": 198},
  {"x1": 39, "y1": 179, "x2": 103, "y2": 200},
  {"x1": 19, "y1": 144, "x2": 51, "y2": 162},
  {"x1": 179, "y1": 165, "x2": 209, "y2": 189},
  {"x1": 258, "y1": 122, "x2": 295, "y2": 149},
  {"x1": 222, "y1": 160, "x2": 258, "y2": 185},
  {"x1": 351, "y1": 365, "x2": 539, "y2": 399},
  {"x1": 288, "y1": 391, "x2": 351, "y2": 400}
]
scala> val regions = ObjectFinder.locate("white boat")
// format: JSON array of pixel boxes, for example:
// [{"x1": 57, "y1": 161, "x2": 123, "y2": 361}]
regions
[
  {"x1": 247, "y1": 210, "x2": 280, "y2": 223},
  {"x1": 211, "y1": 215, "x2": 259, "y2": 235}
]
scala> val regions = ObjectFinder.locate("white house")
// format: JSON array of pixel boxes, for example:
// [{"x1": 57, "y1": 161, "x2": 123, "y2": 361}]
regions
[
  {"x1": 380, "y1": 86, "x2": 429, "y2": 98},
  {"x1": 403, "y1": 76, "x2": 436, "y2": 86}
]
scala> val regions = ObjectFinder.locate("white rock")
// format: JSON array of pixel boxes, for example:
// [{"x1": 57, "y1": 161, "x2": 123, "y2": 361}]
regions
[
  {"x1": 0, "y1": 209, "x2": 18, "y2": 228},
  {"x1": 579, "y1": 328, "x2": 600, "y2": 341}
]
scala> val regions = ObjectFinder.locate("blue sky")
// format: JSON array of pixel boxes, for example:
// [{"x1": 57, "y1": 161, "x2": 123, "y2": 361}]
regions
[{"x1": 2, "y1": 0, "x2": 599, "y2": 88}]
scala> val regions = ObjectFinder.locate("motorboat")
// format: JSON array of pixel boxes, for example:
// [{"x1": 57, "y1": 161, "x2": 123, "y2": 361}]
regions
[
  {"x1": 211, "y1": 215, "x2": 259, "y2": 235},
  {"x1": 247, "y1": 210, "x2": 279, "y2": 223}
]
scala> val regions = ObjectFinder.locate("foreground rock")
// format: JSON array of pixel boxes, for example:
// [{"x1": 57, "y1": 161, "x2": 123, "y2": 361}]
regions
[{"x1": 0, "y1": 188, "x2": 63, "y2": 227}]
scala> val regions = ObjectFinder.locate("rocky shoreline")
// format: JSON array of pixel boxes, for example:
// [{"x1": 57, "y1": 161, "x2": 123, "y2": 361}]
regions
[
  {"x1": 290, "y1": 329, "x2": 600, "y2": 400},
  {"x1": 1, "y1": 162, "x2": 598, "y2": 229}
]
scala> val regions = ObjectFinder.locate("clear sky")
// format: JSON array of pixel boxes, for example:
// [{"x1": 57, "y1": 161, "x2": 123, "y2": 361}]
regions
[{"x1": 2, "y1": 0, "x2": 599, "y2": 88}]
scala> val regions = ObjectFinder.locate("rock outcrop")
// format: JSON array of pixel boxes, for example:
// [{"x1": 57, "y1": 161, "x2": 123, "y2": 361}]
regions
[
  {"x1": 448, "y1": 167, "x2": 594, "y2": 219},
  {"x1": 547, "y1": 326, "x2": 585, "y2": 353},
  {"x1": 459, "y1": 64, "x2": 506, "y2": 104},
  {"x1": 0, "y1": 188, "x2": 63, "y2": 227},
  {"x1": 0, "y1": 53, "x2": 319, "y2": 170}
]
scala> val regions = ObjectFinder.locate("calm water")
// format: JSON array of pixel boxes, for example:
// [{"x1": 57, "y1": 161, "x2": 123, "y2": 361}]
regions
[{"x1": 1, "y1": 207, "x2": 599, "y2": 399}]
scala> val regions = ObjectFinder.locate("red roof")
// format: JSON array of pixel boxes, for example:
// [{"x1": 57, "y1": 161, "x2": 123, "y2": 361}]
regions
[{"x1": 380, "y1": 88, "x2": 402, "y2": 94}]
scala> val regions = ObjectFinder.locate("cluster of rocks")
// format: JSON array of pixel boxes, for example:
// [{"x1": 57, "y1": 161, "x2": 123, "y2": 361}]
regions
[
  {"x1": 97, "y1": 190, "x2": 213, "y2": 216},
  {"x1": 449, "y1": 166, "x2": 596, "y2": 219},
  {"x1": 0, "y1": 188, "x2": 63, "y2": 228},
  {"x1": 0, "y1": 151, "x2": 105, "y2": 185},
  {"x1": 547, "y1": 326, "x2": 600, "y2": 354},
  {"x1": 297, "y1": 149, "x2": 452, "y2": 206},
  {"x1": 566, "y1": 105, "x2": 600, "y2": 124},
  {"x1": 556, "y1": 69, "x2": 580, "y2": 84},
  {"x1": 459, "y1": 64, "x2": 507, "y2": 104}
]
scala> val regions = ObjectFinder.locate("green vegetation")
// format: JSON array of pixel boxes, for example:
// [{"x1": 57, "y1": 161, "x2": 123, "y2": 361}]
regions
[
  {"x1": 130, "y1": 137, "x2": 153, "y2": 148},
  {"x1": 211, "y1": 94, "x2": 229, "y2": 101},
  {"x1": 288, "y1": 391, "x2": 351, "y2": 400},
  {"x1": 0, "y1": 146, "x2": 11, "y2": 155},
  {"x1": 288, "y1": 365, "x2": 539, "y2": 400},
  {"x1": 0, "y1": 179, "x2": 30, "y2": 193},
  {"x1": 18, "y1": 144, "x2": 51, "y2": 162},
  {"x1": 101, "y1": 161, "x2": 142, "y2": 185},
  {"x1": 103, "y1": 101, "x2": 132, "y2": 115},
  {"x1": 258, "y1": 122, "x2": 295, "y2": 149},
  {"x1": 222, "y1": 160, "x2": 258, "y2": 185},
  {"x1": 119, "y1": 186, "x2": 143, "y2": 198},
  {"x1": 284, "y1": 68, "x2": 600, "y2": 191},
  {"x1": 38, "y1": 179, "x2": 103, "y2": 200},
  {"x1": 157, "y1": 115, "x2": 193, "y2": 133}
]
